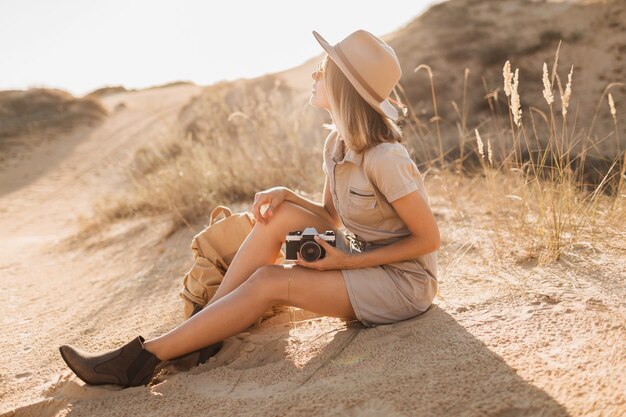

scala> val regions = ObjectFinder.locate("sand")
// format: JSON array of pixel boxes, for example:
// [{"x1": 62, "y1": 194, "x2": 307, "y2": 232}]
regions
[{"x1": 0, "y1": 85, "x2": 624, "y2": 417}]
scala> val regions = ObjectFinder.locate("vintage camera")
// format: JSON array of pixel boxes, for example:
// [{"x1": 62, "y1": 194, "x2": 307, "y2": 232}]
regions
[{"x1": 285, "y1": 227, "x2": 336, "y2": 262}]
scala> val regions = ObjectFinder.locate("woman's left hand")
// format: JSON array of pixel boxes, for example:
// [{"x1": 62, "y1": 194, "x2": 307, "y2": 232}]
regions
[{"x1": 295, "y1": 235, "x2": 351, "y2": 270}]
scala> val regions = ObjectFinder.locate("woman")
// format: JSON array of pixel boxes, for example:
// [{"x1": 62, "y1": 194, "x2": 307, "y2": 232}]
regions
[{"x1": 58, "y1": 29, "x2": 440, "y2": 388}]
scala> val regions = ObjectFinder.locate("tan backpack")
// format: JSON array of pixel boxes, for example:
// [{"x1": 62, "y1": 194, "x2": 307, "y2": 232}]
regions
[{"x1": 179, "y1": 205, "x2": 286, "y2": 320}]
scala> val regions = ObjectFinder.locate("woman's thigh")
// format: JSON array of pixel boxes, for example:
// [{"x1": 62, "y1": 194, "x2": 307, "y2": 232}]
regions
[
  {"x1": 248, "y1": 264, "x2": 358, "y2": 322},
  {"x1": 252, "y1": 200, "x2": 338, "y2": 244},
  {"x1": 211, "y1": 201, "x2": 346, "y2": 306}
]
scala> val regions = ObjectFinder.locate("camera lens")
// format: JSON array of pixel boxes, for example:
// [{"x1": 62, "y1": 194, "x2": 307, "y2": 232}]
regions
[{"x1": 300, "y1": 241, "x2": 322, "y2": 262}]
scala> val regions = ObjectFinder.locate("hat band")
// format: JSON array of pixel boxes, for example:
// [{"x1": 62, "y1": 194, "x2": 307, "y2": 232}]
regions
[{"x1": 335, "y1": 43, "x2": 386, "y2": 103}]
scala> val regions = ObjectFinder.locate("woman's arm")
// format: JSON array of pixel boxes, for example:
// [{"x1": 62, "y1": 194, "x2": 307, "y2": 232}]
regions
[
  {"x1": 282, "y1": 175, "x2": 342, "y2": 229},
  {"x1": 345, "y1": 189, "x2": 440, "y2": 269}
]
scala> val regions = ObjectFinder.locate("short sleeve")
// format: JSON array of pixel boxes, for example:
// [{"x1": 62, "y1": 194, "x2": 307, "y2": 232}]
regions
[{"x1": 366, "y1": 145, "x2": 420, "y2": 203}]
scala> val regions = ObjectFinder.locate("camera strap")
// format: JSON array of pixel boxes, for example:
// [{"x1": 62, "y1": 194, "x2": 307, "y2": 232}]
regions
[{"x1": 346, "y1": 234, "x2": 366, "y2": 252}]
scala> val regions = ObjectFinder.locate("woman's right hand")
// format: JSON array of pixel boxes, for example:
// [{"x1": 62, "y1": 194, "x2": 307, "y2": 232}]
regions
[{"x1": 251, "y1": 186, "x2": 287, "y2": 225}]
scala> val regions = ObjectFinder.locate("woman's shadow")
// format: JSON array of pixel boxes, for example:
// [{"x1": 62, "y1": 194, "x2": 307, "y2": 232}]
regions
[
  {"x1": 159, "y1": 304, "x2": 569, "y2": 417},
  {"x1": 247, "y1": 304, "x2": 567, "y2": 417}
]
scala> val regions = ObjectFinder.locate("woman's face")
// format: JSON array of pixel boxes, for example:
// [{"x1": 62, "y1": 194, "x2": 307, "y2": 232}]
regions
[{"x1": 310, "y1": 61, "x2": 331, "y2": 112}]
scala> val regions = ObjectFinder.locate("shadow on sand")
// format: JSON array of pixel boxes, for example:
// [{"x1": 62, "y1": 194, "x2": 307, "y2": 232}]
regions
[{"x1": 13, "y1": 305, "x2": 569, "y2": 417}]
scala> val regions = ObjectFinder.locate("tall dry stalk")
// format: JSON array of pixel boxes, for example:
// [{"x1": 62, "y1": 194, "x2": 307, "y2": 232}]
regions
[{"x1": 414, "y1": 64, "x2": 444, "y2": 168}]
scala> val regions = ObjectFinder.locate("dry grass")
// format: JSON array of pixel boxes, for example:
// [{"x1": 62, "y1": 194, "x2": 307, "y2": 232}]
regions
[
  {"x1": 80, "y1": 75, "x2": 328, "y2": 238},
  {"x1": 418, "y1": 42, "x2": 625, "y2": 265},
  {"x1": 79, "y1": 44, "x2": 624, "y2": 266}
]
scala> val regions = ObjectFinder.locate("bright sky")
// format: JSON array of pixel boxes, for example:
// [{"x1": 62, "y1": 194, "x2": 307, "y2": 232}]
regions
[{"x1": 0, "y1": 0, "x2": 438, "y2": 97}]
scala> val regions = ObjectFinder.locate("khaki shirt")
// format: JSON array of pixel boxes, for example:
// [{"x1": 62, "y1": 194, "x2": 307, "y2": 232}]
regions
[{"x1": 322, "y1": 129, "x2": 438, "y2": 280}]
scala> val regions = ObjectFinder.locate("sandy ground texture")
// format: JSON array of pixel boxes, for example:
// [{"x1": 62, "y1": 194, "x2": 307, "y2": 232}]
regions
[{"x1": 1, "y1": 85, "x2": 625, "y2": 417}]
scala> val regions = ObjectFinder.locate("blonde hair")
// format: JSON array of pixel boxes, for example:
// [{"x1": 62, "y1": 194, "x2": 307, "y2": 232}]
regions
[{"x1": 320, "y1": 54, "x2": 403, "y2": 153}]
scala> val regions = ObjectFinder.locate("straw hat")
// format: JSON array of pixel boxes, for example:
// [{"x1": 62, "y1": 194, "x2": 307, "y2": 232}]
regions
[{"x1": 312, "y1": 29, "x2": 403, "y2": 121}]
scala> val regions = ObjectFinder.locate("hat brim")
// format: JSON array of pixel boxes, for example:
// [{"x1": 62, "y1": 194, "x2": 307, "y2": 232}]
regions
[{"x1": 312, "y1": 30, "x2": 399, "y2": 121}]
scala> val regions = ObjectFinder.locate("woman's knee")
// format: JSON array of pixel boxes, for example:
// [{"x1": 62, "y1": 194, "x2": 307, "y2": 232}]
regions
[
  {"x1": 262, "y1": 200, "x2": 300, "y2": 223},
  {"x1": 240, "y1": 264, "x2": 285, "y2": 304},
  {"x1": 254, "y1": 200, "x2": 335, "y2": 235}
]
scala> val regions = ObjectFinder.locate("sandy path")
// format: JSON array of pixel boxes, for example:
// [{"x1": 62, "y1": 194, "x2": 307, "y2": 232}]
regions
[{"x1": 0, "y1": 84, "x2": 205, "y2": 414}]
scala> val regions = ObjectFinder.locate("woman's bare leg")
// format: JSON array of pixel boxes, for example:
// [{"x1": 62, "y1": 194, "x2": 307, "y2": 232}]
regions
[
  {"x1": 144, "y1": 264, "x2": 357, "y2": 361},
  {"x1": 206, "y1": 201, "x2": 337, "y2": 305}
]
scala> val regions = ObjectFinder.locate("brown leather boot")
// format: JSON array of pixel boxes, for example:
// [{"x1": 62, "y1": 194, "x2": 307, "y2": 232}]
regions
[{"x1": 59, "y1": 335, "x2": 162, "y2": 388}]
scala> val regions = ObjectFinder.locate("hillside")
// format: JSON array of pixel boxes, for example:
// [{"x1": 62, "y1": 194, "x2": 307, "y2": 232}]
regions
[
  {"x1": 0, "y1": 89, "x2": 108, "y2": 164},
  {"x1": 278, "y1": 0, "x2": 625, "y2": 158}
]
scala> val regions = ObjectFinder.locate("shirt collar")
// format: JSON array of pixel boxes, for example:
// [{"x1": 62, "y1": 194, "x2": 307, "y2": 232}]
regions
[{"x1": 331, "y1": 134, "x2": 364, "y2": 166}]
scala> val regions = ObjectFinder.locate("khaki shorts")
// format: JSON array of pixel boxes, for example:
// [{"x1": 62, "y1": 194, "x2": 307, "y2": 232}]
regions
[{"x1": 335, "y1": 229, "x2": 438, "y2": 328}]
